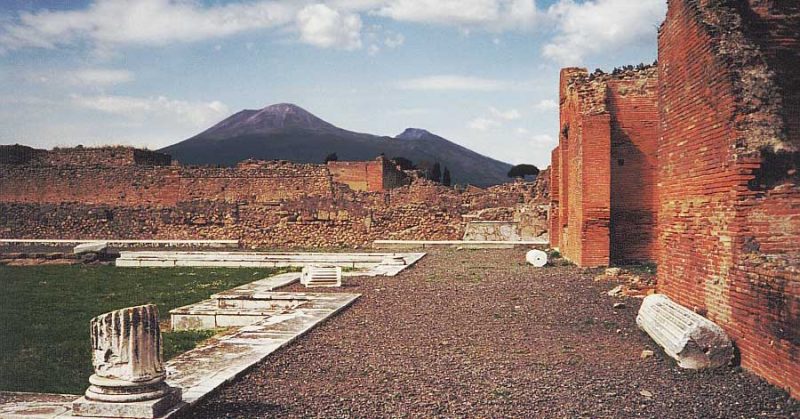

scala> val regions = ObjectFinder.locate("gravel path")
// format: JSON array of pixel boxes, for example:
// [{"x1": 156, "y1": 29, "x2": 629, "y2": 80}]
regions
[{"x1": 186, "y1": 249, "x2": 799, "y2": 418}]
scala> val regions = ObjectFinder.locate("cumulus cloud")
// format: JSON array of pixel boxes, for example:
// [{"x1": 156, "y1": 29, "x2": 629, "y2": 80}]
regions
[
  {"x1": 543, "y1": 0, "x2": 666, "y2": 65},
  {"x1": 468, "y1": 117, "x2": 502, "y2": 131},
  {"x1": 377, "y1": 0, "x2": 538, "y2": 30},
  {"x1": 26, "y1": 68, "x2": 134, "y2": 87},
  {"x1": 534, "y1": 99, "x2": 558, "y2": 111},
  {"x1": 0, "y1": 0, "x2": 296, "y2": 51},
  {"x1": 489, "y1": 106, "x2": 521, "y2": 120},
  {"x1": 396, "y1": 75, "x2": 509, "y2": 91},
  {"x1": 469, "y1": 106, "x2": 522, "y2": 132},
  {"x1": 71, "y1": 94, "x2": 229, "y2": 127},
  {"x1": 384, "y1": 33, "x2": 405, "y2": 48},
  {"x1": 296, "y1": 4, "x2": 363, "y2": 50},
  {"x1": 70, "y1": 68, "x2": 134, "y2": 86}
]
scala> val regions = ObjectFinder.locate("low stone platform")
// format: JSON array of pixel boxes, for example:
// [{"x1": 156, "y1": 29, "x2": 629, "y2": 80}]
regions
[
  {"x1": 373, "y1": 240, "x2": 548, "y2": 249},
  {"x1": 166, "y1": 291, "x2": 360, "y2": 406},
  {"x1": 0, "y1": 392, "x2": 77, "y2": 418},
  {"x1": 116, "y1": 252, "x2": 425, "y2": 276},
  {"x1": 0, "y1": 239, "x2": 239, "y2": 248},
  {"x1": 0, "y1": 274, "x2": 360, "y2": 418}
]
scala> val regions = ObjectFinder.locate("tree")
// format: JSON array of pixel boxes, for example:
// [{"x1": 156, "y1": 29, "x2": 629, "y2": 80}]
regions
[
  {"x1": 431, "y1": 162, "x2": 442, "y2": 183},
  {"x1": 507, "y1": 164, "x2": 540, "y2": 179},
  {"x1": 324, "y1": 152, "x2": 338, "y2": 163},
  {"x1": 392, "y1": 156, "x2": 415, "y2": 170},
  {"x1": 442, "y1": 167, "x2": 452, "y2": 186}
]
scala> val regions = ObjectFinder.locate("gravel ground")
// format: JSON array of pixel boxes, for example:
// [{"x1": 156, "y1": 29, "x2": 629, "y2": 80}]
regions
[{"x1": 185, "y1": 248, "x2": 798, "y2": 418}]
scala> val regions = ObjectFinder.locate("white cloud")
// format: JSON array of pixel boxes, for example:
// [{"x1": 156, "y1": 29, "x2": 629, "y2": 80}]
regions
[
  {"x1": 396, "y1": 75, "x2": 509, "y2": 91},
  {"x1": 468, "y1": 117, "x2": 501, "y2": 131},
  {"x1": 534, "y1": 99, "x2": 558, "y2": 111},
  {"x1": 26, "y1": 68, "x2": 134, "y2": 87},
  {"x1": 530, "y1": 133, "x2": 554, "y2": 144},
  {"x1": 384, "y1": 33, "x2": 405, "y2": 48},
  {"x1": 296, "y1": 4, "x2": 363, "y2": 50},
  {"x1": 71, "y1": 94, "x2": 229, "y2": 127},
  {"x1": 71, "y1": 68, "x2": 134, "y2": 86},
  {"x1": 377, "y1": 0, "x2": 538, "y2": 30},
  {"x1": 543, "y1": 0, "x2": 666, "y2": 65},
  {"x1": 0, "y1": 0, "x2": 296, "y2": 51},
  {"x1": 489, "y1": 106, "x2": 521, "y2": 120}
]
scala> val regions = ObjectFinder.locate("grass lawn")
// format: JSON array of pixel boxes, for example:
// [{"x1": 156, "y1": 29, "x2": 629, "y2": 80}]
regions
[{"x1": 0, "y1": 265, "x2": 288, "y2": 395}]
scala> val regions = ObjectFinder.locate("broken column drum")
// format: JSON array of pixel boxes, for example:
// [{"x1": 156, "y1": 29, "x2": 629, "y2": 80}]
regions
[
  {"x1": 636, "y1": 294, "x2": 734, "y2": 369},
  {"x1": 85, "y1": 304, "x2": 171, "y2": 403}
]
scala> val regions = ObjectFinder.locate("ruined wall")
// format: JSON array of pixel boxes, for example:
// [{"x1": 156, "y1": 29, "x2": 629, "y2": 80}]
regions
[
  {"x1": 549, "y1": 148, "x2": 561, "y2": 249},
  {"x1": 657, "y1": 0, "x2": 799, "y2": 398},
  {"x1": 0, "y1": 147, "x2": 548, "y2": 248},
  {"x1": 555, "y1": 68, "x2": 612, "y2": 267},
  {"x1": 550, "y1": 66, "x2": 660, "y2": 267},
  {"x1": 607, "y1": 70, "x2": 660, "y2": 263},
  {"x1": 0, "y1": 159, "x2": 334, "y2": 206},
  {"x1": 327, "y1": 156, "x2": 406, "y2": 192}
]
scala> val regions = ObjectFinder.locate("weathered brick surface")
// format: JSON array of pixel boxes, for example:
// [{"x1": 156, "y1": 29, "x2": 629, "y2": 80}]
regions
[
  {"x1": 608, "y1": 72, "x2": 660, "y2": 263},
  {"x1": 549, "y1": 147, "x2": 561, "y2": 249},
  {"x1": 0, "y1": 147, "x2": 549, "y2": 248},
  {"x1": 657, "y1": 0, "x2": 799, "y2": 398},
  {"x1": 552, "y1": 68, "x2": 658, "y2": 267},
  {"x1": 327, "y1": 156, "x2": 406, "y2": 192}
]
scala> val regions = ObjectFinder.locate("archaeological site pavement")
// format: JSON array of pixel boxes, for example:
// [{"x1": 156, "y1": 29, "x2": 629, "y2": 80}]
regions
[{"x1": 183, "y1": 249, "x2": 798, "y2": 418}]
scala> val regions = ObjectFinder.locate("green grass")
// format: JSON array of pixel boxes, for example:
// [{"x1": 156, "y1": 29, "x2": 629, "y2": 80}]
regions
[{"x1": 0, "y1": 265, "x2": 287, "y2": 395}]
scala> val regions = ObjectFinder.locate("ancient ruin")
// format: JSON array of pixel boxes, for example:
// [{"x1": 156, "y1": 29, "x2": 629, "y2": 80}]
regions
[
  {"x1": 550, "y1": 65, "x2": 659, "y2": 267},
  {"x1": 549, "y1": 0, "x2": 799, "y2": 398},
  {"x1": 0, "y1": 145, "x2": 549, "y2": 248},
  {"x1": 0, "y1": 0, "x2": 798, "y2": 416},
  {"x1": 72, "y1": 305, "x2": 181, "y2": 418}
]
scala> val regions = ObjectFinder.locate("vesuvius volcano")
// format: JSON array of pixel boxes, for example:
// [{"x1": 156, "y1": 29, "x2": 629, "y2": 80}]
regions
[{"x1": 160, "y1": 103, "x2": 513, "y2": 187}]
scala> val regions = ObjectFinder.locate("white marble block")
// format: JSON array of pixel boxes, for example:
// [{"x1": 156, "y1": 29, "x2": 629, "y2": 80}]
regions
[
  {"x1": 525, "y1": 249, "x2": 548, "y2": 267},
  {"x1": 381, "y1": 255, "x2": 407, "y2": 266},
  {"x1": 74, "y1": 242, "x2": 108, "y2": 255},
  {"x1": 636, "y1": 294, "x2": 734, "y2": 369},
  {"x1": 73, "y1": 304, "x2": 182, "y2": 418},
  {"x1": 301, "y1": 265, "x2": 342, "y2": 288}
]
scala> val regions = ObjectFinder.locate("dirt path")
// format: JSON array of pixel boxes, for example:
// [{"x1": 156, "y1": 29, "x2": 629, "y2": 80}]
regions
[{"x1": 186, "y1": 249, "x2": 798, "y2": 418}]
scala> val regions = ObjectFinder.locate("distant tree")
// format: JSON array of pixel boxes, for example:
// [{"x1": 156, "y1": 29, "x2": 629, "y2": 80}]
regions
[
  {"x1": 431, "y1": 162, "x2": 442, "y2": 183},
  {"x1": 507, "y1": 164, "x2": 540, "y2": 179},
  {"x1": 324, "y1": 152, "x2": 338, "y2": 163},
  {"x1": 392, "y1": 156, "x2": 415, "y2": 170},
  {"x1": 442, "y1": 167, "x2": 452, "y2": 186}
]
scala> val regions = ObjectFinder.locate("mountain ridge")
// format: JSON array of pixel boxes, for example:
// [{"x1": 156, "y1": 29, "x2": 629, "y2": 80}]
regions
[{"x1": 160, "y1": 103, "x2": 513, "y2": 186}]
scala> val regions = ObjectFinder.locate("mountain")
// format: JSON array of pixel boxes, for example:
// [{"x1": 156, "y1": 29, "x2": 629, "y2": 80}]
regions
[{"x1": 160, "y1": 103, "x2": 513, "y2": 186}]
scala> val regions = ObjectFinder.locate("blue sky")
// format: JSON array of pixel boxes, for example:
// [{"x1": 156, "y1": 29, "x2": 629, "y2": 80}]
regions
[{"x1": 0, "y1": 0, "x2": 666, "y2": 168}]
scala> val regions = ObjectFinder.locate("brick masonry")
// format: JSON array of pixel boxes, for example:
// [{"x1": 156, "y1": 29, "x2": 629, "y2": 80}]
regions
[
  {"x1": 327, "y1": 156, "x2": 407, "y2": 192},
  {"x1": 551, "y1": 67, "x2": 658, "y2": 267},
  {"x1": 0, "y1": 146, "x2": 549, "y2": 249},
  {"x1": 656, "y1": 0, "x2": 799, "y2": 398},
  {"x1": 549, "y1": 0, "x2": 799, "y2": 398}
]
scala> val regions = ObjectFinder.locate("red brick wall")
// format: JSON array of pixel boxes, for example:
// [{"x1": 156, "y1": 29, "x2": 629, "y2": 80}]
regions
[
  {"x1": 607, "y1": 72, "x2": 660, "y2": 263},
  {"x1": 0, "y1": 147, "x2": 548, "y2": 248},
  {"x1": 553, "y1": 68, "x2": 659, "y2": 267},
  {"x1": 657, "y1": 0, "x2": 799, "y2": 398},
  {"x1": 549, "y1": 147, "x2": 561, "y2": 248},
  {"x1": 327, "y1": 156, "x2": 405, "y2": 192},
  {"x1": 0, "y1": 160, "x2": 334, "y2": 206}
]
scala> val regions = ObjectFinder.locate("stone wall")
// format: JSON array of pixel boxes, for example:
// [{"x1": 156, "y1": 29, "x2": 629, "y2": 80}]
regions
[
  {"x1": 0, "y1": 158, "x2": 334, "y2": 206},
  {"x1": 607, "y1": 70, "x2": 660, "y2": 263},
  {"x1": 327, "y1": 156, "x2": 407, "y2": 192},
  {"x1": 551, "y1": 67, "x2": 658, "y2": 267},
  {"x1": 0, "y1": 147, "x2": 549, "y2": 248},
  {"x1": 657, "y1": 0, "x2": 799, "y2": 398}
]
